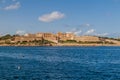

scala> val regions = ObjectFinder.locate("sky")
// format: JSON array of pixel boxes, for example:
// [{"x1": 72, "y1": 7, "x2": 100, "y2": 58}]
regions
[{"x1": 0, "y1": 0, "x2": 120, "y2": 37}]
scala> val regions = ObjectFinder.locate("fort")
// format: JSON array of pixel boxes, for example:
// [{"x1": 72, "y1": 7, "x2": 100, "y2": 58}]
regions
[
  {"x1": 0, "y1": 32, "x2": 119, "y2": 46},
  {"x1": 14, "y1": 32, "x2": 100, "y2": 43}
]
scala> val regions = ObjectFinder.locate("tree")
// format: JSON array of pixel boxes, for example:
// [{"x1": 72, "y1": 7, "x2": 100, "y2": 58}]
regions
[{"x1": 0, "y1": 34, "x2": 12, "y2": 40}]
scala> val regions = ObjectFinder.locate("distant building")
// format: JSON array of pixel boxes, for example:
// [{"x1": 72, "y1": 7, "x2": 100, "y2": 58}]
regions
[
  {"x1": 14, "y1": 32, "x2": 100, "y2": 43},
  {"x1": 14, "y1": 33, "x2": 42, "y2": 42},
  {"x1": 43, "y1": 33, "x2": 58, "y2": 43},
  {"x1": 35, "y1": 33, "x2": 44, "y2": 37},
  {"x1": 57, "y1": 32, "x2": 74, "y2": 41},
  {"x1": 75, "y1": 36, "x2": 100, "y2": 42}
]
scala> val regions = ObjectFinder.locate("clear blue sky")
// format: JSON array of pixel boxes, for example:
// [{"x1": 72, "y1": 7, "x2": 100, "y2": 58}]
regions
[{"x1": 0, "y1": 0, "x2": 120, "y2": 37}]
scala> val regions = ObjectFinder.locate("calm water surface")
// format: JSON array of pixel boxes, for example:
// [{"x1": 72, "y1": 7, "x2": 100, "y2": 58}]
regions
[{"x1": 0, "y1": 46, "x2": 120, "y2": 80}]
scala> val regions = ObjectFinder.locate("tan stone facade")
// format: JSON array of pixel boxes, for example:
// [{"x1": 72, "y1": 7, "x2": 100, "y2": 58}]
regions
[
  {"x1": 14, "y1": 32, "x2": 100, "y2": 43},
  {"x1": 14, "y1": 33, "x2": 57, "y2": 43},
  {"x1": 14, "y1": 36, "x2": 42, "y2": 42},
  {"x1": 43, "y1": 33, "x2": 57, "y2": 43},
  {"x1": 35, "y1": 33, "x2": 43, "y2": 37},
  {"x1": 75, "y1": 36, "x2": 100, "y2": 42},
  {"x1": 57, "y1": 32, "x2": 74, "y2": 41}
]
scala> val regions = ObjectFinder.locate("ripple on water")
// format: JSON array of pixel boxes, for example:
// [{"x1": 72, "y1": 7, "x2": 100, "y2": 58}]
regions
[{"x1": 0, "y1": 46, "x2": 120, "y2": 80}]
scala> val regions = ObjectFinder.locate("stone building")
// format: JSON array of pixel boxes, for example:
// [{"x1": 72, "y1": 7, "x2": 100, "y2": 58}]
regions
[
  {"x1": 14, "y1": 33, "x2": 42, "y2": 42},
  {"x1": 13, "y1": 32, "x2": 101, "y2": 43},
  {"x1": 43, "y1": 33, "x2": 58, "y2": 43},
  {"x1": 57, "y1": 32, "x2": 74, "y2": 41},
  {"x1": 35, "y1": 33, "x2": 43, "y2": 37},
  {"x1": 14, "y1": 36, "x2": 42, "y2": 42},
  {"x1": 74, "y1": 36, "x2": 100, "y2": 42}
]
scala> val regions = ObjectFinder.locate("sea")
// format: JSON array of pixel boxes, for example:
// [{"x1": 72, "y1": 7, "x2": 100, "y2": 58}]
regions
[{"x1": 0, "y1": 46, "x2": 120, "y2": 80}]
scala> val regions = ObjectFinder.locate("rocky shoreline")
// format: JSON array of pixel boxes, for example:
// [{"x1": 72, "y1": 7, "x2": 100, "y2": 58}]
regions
[{"x1": 0, "y1": 43, "x2": 120, "y2": 47}]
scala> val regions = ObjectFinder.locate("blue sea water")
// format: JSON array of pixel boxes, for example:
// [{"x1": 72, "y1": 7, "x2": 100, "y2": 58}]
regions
[{"x1": 0, "y1": 46, "x2": 120, "y2": 80}]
